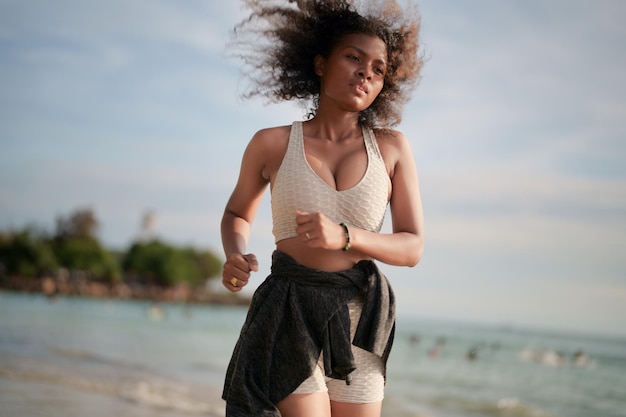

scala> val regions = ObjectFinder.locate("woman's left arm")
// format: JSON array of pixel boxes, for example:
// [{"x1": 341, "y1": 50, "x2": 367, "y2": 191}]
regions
[{"x1": 349, "y1": 130, "x2": 424, "y2": 267}]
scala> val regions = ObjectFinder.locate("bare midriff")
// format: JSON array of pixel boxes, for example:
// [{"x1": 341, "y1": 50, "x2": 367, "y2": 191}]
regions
[{"x1": 276, "y1": 237, "x2": 368, "y2": 272}]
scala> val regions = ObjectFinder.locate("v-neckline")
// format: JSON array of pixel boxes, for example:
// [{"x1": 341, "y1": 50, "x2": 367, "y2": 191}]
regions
[{"x1": 298, "y1": 122, "x2": 370, "y2": 193}]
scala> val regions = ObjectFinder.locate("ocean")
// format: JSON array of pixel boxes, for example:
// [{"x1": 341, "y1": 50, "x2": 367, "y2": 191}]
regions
[{"x1": 1, "y1": 291, "x2": 624, "y2": 417}]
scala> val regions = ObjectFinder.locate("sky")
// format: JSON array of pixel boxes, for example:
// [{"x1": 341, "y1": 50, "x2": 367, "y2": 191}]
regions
[{"x1": 1, "y1": 0, "x2": 625, "y2": 337}]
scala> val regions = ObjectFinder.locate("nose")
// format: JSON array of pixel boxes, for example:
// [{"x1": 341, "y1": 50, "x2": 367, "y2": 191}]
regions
[{"x1": 357, "y1": 65, "x2": 373, "y2": 80}]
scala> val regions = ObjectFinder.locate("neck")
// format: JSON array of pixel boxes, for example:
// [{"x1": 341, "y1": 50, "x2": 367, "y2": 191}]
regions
[{"x1": 306, "y1": 109, "x2": 361, "y2": 142}]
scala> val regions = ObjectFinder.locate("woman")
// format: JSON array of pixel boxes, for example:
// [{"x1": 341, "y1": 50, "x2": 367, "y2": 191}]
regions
[{"x1": 220, "y1": 1, "x2": 424, "y2": 416}]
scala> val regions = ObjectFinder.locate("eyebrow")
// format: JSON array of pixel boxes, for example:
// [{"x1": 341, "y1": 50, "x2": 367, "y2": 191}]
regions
[{"x1": 344, "y1": 45, "x2": 387, "y2": 67}]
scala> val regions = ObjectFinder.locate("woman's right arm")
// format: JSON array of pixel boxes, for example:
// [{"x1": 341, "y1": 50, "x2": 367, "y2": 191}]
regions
[{"x1": 220, "y1": 131, "x2": 272, "y2": 291}]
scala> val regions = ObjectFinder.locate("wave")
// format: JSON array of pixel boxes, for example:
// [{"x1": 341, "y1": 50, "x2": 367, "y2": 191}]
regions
[
  {"x1": 0, "y1": 354, "x2": 225, "y2": 416},
  {"x1": 118, "y1": 378, "x2": 222, "y2": 415},
  {"x1": 412, "y1": 394, "x2": 563, "y2": 417},
  {"x1": 50, "y1": 346, "x2": 148, "y2": 370},
  {"x1": 478, "y1": 398, "x2": 560, "y2": 417},
  {"x1": 471, "y1": 397, "x2": 560, "y2": 417}
]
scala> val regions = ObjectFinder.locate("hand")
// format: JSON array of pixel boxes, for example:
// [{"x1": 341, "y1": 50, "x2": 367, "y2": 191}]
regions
[
  {"x1": 222, "y1": 253, "x2": 258, "y2": 292},
  {"x1": 295, "y1": 210, "x2": 347, "y2": 250}
]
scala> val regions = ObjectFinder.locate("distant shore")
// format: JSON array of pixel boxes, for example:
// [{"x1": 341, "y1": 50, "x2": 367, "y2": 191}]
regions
[{"x1": 0, "y1": 274, "x2": 251, "y2": 307}]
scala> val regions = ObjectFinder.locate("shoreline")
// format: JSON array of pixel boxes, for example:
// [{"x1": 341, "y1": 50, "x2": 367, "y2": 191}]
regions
[{"x1": 0, "y1": 274, "x2": 251, "y2": 307}]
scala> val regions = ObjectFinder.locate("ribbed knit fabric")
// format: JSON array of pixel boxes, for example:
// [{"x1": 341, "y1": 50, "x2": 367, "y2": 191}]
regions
[{"x1": 272, "y1": 121, "x2": 390, "y2": 242}]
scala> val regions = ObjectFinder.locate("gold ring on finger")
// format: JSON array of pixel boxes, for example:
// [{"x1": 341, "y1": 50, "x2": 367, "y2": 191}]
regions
[{"x1": 230, "y1": 277, "x2": 238, "y2": 287}]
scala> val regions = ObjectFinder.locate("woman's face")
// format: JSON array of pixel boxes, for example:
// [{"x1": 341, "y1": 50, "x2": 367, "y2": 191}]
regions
[{"x1": 315, "y1": 33, "x2": 387, "y2": 113}]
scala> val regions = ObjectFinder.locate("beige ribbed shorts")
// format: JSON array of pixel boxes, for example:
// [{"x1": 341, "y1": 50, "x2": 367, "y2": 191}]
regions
[{"x1": 291, "y1": 297, "x2": 385, "y2": 403}]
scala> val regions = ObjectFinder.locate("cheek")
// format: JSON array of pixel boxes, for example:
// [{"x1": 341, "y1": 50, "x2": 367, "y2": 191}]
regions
[{"x1": 372, "y1": 81, "x2": 385, "y2": 98}]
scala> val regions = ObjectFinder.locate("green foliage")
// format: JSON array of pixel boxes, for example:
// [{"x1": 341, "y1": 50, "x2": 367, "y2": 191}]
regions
[
  {"x1": 0, "y1": 230, "x2": 57, "y2": 277},
  {"x1": 0, "y1": 207, "x2": 223, "y2": 288},
  {"x1": 122, "y1": 240, "x2": 221, "y2": 287},
  {"x1": 48, "y1": 207, "x2": 121, "y2": 283},
  {"x1": 55, "y1": 207, "x2": 99, "y2": 240},
  {"x1": 194, "y1": 249, "x2": 222, "y2": 281},
  {"x1": 52, "y1": 236, "x2": 121, "y2": 283}
]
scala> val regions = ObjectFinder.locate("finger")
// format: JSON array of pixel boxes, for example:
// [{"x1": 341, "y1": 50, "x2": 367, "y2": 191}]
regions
[
  {"x1": 223, "y1": 260, "x2": 245, "y2": 289},
  {"x1": 244, "y1": 254, "x2": 259, "y2": 272},
  {"x1": 223, "y1": 275, "x2": 241, "y2": 292},
  {"x1": 294, "y1": 225, "x2": 311, "y2": 242},
  {"x1": 227, "y1": 272, "x2": 249, "y2": 288},
  {"x1": 228, "y1": 260, "x2": 256, "y2": 281},
  {"x1": 295, "y1": 210, "x2": 310, "y2": 224},
  {"x1": 231, "y1": 255, "x2": 252, "y2": 272},
  {"x1": 225, "y1": 270, "x2": 248, "y2": 288}
]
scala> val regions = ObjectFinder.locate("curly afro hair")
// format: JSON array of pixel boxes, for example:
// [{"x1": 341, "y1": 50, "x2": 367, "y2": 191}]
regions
[{"x1": 229, "y1": 0, "x2": 424, "y2": 129}]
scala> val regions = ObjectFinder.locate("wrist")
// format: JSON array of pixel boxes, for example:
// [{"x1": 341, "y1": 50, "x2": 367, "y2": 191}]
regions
[{"x1": 339, "y1": 222, "x2": 351, "y2": 252}]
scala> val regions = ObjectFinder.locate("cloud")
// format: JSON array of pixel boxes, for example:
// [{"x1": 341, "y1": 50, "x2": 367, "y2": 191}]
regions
[
  {"x1": 411, "y1": 0, "x2": 626, "y2": 159},
  {"x1": 1, "y1": 0, "x2": 239, "y2": 51}
]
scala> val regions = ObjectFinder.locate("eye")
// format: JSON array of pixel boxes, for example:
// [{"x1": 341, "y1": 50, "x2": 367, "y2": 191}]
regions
[{"x1": 346, "y1": 54, "x2": 360, "y2": 62}]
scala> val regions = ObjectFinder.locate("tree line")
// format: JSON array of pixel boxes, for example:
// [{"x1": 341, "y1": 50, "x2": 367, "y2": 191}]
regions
[{"x1": 0, "y1": 208, "x2": 223, "y2": 288}]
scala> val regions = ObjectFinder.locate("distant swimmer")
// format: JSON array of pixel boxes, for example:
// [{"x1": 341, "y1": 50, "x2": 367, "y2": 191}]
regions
[
  {"x1": 466, "y1": 346, "x2": 478, "y2": 361},
  {"x1": 427, "y1": 336, "x2": 447, "y2": 358},
  {"x1": 519, "y1": 347, "x2": 567, "y2": 367},
  {"x1": 428, "y1": 345, "x2": 440, "y2": 358},
  {"x1": 573, "y1": 350, "x2": 591, "y2": 368},
  {"x1": 149, "y1": 302, "x2": 166, "y2": 321}
]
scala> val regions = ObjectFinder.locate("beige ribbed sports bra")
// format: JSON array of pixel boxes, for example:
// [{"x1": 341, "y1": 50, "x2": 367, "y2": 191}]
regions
[{"x1": 271, "y1": 121, "x2": 390, "y2": 243}]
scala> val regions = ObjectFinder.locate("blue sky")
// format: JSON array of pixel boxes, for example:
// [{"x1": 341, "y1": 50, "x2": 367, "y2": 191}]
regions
[{"x1": 1, "y1": 0, "x2": 625, "y2": 337}]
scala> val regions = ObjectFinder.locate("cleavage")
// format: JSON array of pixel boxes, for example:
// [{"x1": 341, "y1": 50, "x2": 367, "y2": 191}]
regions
[{"x1": 303, "y1": 136, "x2": 368, "y2": 192}]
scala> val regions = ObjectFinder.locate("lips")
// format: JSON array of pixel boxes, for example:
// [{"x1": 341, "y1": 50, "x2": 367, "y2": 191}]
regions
[{"x1": 351, "y1": 83, "x2": 369, "y2": 94}]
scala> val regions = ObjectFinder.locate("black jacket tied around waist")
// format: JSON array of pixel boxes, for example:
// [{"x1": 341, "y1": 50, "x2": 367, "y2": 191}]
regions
[{"x1": 222, "y1": 251, "x2": 396, "y2": 417}]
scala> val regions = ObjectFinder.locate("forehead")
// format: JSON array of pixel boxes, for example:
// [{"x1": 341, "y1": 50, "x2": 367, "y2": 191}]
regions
[{"x1": 334, "y1": 33, "x2": 388, "y2": 61}]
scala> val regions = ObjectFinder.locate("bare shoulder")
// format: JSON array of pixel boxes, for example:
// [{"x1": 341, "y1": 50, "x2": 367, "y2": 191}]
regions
[
  {"x1": 247, "y1": 124, "x2": 292, "y2": 180},
  {"x1": 373, "y1": 128, "x2": 409, "y2": 145},
  {"x1": 246, "y1": 125, "x2": 290, "y2": 153},
  {"x1": 372, "y1": 128, "x2": 413, "y2": 167}
]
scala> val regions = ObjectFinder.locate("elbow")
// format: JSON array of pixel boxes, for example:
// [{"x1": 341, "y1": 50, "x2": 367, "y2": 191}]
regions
[
  {"x1": 406, "y1": 251, "x2": 422, "y2": 268},
  {"x1": 388, "y1": 232, "x2": 423, "y2": 267},
  {"x1": 406, "y1": 238, "x2": 424, "y2": 267}
]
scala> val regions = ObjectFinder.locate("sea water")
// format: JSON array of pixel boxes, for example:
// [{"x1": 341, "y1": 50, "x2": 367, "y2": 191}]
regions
[{"x1": 1, "y1": 291, "x2": 624, "y2": 417}]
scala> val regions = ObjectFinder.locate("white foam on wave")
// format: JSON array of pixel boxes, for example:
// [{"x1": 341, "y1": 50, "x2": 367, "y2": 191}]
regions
[
  {"x1": 118, "y1": 378, "x2": 224, "y2": 416},
  {"x1": 0, "y1": 354, "x2": 224, "y2": 416},
  {"x1": 490, "y1": 397, "x2": 557, "y2": 417}
]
